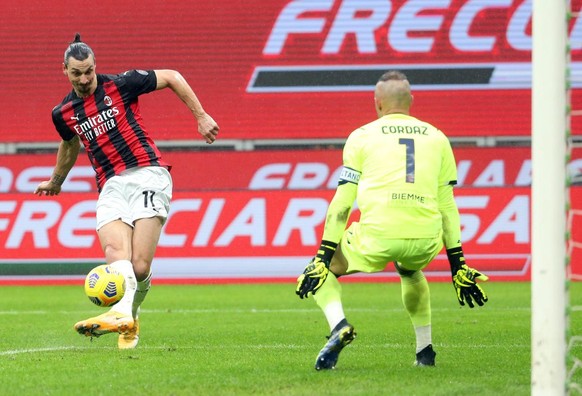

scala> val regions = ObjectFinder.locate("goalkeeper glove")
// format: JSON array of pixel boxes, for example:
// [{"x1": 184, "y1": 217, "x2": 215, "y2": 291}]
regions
[
  {"x1": 447, "y1": 247, "x2": 489, "y2": 308},
  {"x1": 296, "y1": 240, "x2": 337, "y2": 299}
]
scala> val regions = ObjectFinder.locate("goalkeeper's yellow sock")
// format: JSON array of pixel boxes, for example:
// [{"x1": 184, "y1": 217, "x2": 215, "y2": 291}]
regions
[
  {"x1": 313, "y1": 272, "x2": 345, "y2": 332},
  {"x1": 400, "y1": 269, "x2": 432, "y2": 352}
]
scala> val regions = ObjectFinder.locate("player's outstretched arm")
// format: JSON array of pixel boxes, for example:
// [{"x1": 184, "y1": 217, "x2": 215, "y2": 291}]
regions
[
  {"x1": 154, "y1": 69, "x2": 219, "y2": 144},
  {"x1": 439, "y1": 184, "x2": 489, "y2": 308},
  {"x1": 296, "y1": 181, "x2": 356, "y2": 299},
  {"x1": 34, "y1": 136, "x2": 80, "y2": 196}
]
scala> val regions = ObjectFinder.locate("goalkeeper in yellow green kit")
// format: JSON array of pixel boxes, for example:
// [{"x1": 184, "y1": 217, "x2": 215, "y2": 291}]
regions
[{"x1": 296, "y1": 71, "x2": 488, "y2": 370}]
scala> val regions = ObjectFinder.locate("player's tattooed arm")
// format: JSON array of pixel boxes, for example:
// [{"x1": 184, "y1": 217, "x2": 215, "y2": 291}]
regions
[
  {"x1": 51, "y1": 173, "x2": 67, "y2": 186},
  {"x1": 321, "y1": 182, "x2": 357, "y2": 244},
  {"x1": 329, "y1": 207, "x2": 350, "y2": 224},
  {"x1": 53, "y1": 136, "x2": 81, "y2": 183},
  {"x1": 35, "y1": 137, "x2": 81, "y2": 196}
]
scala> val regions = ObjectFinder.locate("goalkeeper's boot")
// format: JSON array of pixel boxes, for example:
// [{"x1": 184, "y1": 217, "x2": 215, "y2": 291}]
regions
[
  {"x1": 315, "y1": 320, "x2": 357, "y2": 370},
  {"x1": 414, "y1": 344, "x2": 436, "y2": 367},
  {"x1": 118, "y1": 317, "x2": 140, "y2": 349},
  {"x1": 74, "y1": 311, "x2": 134, "y2": 337}
]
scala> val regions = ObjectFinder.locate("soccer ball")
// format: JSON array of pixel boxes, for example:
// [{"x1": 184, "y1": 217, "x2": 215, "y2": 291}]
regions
[{"x1": 84, "y1": 265, "x2": 126, "y2": 307}]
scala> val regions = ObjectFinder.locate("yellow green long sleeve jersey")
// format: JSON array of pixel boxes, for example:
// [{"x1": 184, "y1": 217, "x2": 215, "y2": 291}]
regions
[{"x1": 322, "y1": 113, "x2": 461, "y2": 248}]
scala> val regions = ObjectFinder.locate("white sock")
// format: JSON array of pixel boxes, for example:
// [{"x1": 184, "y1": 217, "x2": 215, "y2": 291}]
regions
[
  {"x1": 132, "y1": 272, "x2": 152, "y2": 318},
  {"x1": 323, "y1": 301, "x2": 346, "y2": 332},
  {"x1": 415, "y1": 325, "x2": 432, "y2": 353},
  {"x1": 109, "y1": 259, "x2": 137, "y2": 316}
]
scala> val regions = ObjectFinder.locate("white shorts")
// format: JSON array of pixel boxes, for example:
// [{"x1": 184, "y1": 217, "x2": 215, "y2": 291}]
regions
[{"x1": 96, "y1": 166, "x2": 173, "y2": 230}]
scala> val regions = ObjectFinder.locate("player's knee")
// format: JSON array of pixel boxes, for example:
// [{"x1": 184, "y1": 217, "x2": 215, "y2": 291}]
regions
[
  {"x1": 132, "y1": 258, "x2": 152, "y2": 281},
  {"x1": 394, "y1": 261, "x2": 417, "y2": 277},
  {"x1": 102, "y1": 243, "x2": 128, "y2": 264},
  {"x1": 329, "y1": 251, "x2": 349, "y2": 277}
]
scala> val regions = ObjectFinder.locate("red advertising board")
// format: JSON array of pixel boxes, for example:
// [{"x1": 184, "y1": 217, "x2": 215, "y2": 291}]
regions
[
  {"x1": 1, "y1": 187, "x2": 581, "y2": 282},
  {"x1": 0, "y1": 0, "x2": 580, "y2": 143},
  {"x1": 2, "y1": 147, "x2": 582, "y2": 193}
]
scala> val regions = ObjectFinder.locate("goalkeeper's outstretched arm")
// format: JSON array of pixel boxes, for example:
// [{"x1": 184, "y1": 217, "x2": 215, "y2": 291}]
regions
[
  {"x1": 439, "y1": 184, "x2": 489, "y2": 308},
  {"x1": 296, "y1": 181, "x2": 357, "y2": 299}
]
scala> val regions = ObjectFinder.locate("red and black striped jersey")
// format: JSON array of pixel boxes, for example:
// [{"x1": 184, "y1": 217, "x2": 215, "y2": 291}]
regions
[{"x1": 51, "y1": 69, "x2": 171, "y2": 191}]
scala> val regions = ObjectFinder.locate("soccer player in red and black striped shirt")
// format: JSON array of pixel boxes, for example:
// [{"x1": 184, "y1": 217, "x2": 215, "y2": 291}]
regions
[{"x1": 34, "y1": 33, "x2": 219, "y2": 349}]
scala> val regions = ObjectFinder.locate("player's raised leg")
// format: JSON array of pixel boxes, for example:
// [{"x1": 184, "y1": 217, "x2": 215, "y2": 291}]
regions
[
  {"x1": 74, "y1": 220, "x2": 136, "y2": 337},
  {"x1": 74, "y1": 259, "x2": 136, "y2": 337}
]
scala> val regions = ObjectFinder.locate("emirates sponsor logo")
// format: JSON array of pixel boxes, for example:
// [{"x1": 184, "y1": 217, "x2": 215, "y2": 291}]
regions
[{"x1": 73, "y1": 107, "x2": 120, "y2": 141}]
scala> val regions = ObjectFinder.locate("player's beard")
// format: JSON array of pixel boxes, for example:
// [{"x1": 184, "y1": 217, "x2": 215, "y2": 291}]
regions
[{"x1": 76, "y1": 83, "x2": 92, "y2": 96}]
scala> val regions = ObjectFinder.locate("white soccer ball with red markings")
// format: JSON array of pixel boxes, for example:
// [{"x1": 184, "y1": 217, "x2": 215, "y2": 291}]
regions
[{"x1": 84, "y1": 265, "x2": 125, "y2": 307}]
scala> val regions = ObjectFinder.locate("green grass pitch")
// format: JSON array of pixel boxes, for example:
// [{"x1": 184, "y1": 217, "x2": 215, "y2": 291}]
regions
[{"x1": 0, "y1": 281, "x2": 581, "y2": 395}]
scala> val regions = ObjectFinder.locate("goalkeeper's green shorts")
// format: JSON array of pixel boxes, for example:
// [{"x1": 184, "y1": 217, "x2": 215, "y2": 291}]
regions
[{"x1": 340, "y1": 222, "x2": 443, "y2": 275}]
